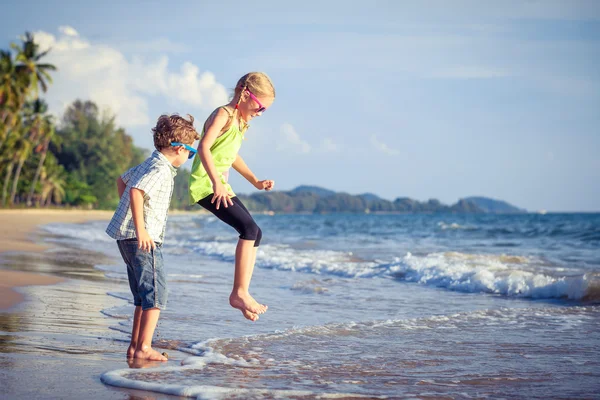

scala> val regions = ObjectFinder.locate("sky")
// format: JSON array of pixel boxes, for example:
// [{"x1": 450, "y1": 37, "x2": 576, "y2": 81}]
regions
[{"x1": 2, "y1": 0, "x2": 599, "y2": 212}]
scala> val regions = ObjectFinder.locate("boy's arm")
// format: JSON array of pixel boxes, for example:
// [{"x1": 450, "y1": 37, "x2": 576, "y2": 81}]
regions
[
  {"x1": 233, "y1": 154, "x2": 274, "y2": 191},
  {"x1": 117, "y1": 176, "x2": 126, "y2": 199},
  {"x1": 130, "y1": 187, "x2": 155, "y2": 252}
]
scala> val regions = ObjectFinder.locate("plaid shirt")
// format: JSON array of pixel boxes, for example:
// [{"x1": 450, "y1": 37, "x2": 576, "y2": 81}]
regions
[{"x1": 106, "y1": 151, "x2": 177, "y2": 244}]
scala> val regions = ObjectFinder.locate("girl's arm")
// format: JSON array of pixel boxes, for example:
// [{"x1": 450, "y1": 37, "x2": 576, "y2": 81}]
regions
[
  {"x1": 233, "y1": 154, "x2": 275, "y2": 191},
  {"x1": 199, "y1": 108, "x2": 234, "y2": 209},
  {"x1": 232, "y1": 154, "x2": 258, "y2": 187}
]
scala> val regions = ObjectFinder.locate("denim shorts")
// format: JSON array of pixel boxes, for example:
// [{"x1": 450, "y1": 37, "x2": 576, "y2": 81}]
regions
[{"x1": 116, "y1": 239, "x2": 167, "y2": 310}]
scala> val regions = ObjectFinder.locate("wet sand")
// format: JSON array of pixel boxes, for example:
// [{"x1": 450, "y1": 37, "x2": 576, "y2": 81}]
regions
[
  {"x1": 0, "y1": 209, "x2": 113, "y2": 310},
  {"x1": 0, "y1": 209, "x2": 183, "y2": 399}
]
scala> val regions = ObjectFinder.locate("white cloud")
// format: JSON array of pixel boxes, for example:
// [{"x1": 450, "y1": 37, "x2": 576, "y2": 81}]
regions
[
  {"x1": 128, "y1": 57, "x2": 229, "y2": 108},
  {"x1": 370, "y1": 135, "x2": 399, "y2": 156},
  {"x1": 320, "y1": 137, "x2": 339, "y2": 152},
  {"x1": 33, "y1": 28, "x2": 228, "y2": 128},
  {"x1": 278, "y1": 123, "x2": 311, "y2": 154},
  {"x1": 58, "y1": 26, "x2": 79, "y2": 37}
]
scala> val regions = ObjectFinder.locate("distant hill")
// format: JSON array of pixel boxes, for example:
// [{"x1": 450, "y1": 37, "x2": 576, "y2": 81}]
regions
[
  {"x1": 463, "y1": 196, "x2": 526, "y2": 213},
  {"x1": 236, "y1": 186, "x2": 525, "y2": 214},
  {"x1": 289, "y1": 185, "x2": 336, "y2": 197},
  {"x1": 358, "y1": 193, "x2": 382, "y2": 202}
]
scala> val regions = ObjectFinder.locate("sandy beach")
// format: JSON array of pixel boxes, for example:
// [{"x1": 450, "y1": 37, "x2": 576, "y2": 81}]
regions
[
  {"x1": 0, "y1": 209, "x2": 182, "y2": 399},
  {"x1": 0, "y1": 209, "x2": 113, "y2": 310}
]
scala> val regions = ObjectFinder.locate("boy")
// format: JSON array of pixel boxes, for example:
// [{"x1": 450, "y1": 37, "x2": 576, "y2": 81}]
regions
[{"x1": 106, "y1": 114, "x2": 199, "y2": 361}]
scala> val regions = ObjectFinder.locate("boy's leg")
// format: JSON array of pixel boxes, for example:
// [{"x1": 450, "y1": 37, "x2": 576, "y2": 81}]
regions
[
  {"x1": 128, "y1": 306, "x2": 142, "y2": 357},
  {"x1": 131, "y1": 244, "x2": 168, "y2": 361},
  {"x1": 134, "y1": 307, "x2": 166, "y2": 361},
  {"x1": 117, "y1": 240, "x2": 144, "y2": 358}
]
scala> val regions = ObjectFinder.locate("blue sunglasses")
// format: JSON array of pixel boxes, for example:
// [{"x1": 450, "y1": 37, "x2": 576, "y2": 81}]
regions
[{"x1": 171, "y1": 142, "x2": 197, "y2": 159}]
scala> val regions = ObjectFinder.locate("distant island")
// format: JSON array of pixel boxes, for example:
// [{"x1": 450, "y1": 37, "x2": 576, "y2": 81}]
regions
[{"x1": 237, "y1": 185, "x2": 526, "y2": 214}]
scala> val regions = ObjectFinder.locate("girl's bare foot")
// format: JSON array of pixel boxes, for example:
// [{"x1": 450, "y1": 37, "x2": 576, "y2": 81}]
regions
[
  {"x1": 229, "y1": 291, "x2": 268, "y2": 315},
  {"x1": 134, "y1": 346, "x2": 168, "y2": 361},
  {"x1": 241, "y1": 309, "x2": 259, "y2": 321}
]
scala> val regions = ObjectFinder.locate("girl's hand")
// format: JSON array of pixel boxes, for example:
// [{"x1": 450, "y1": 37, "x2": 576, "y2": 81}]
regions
[
  {"x1": 137, "y1": 229, "x2": 156, "y2": 252},
  {"x1": 255, "y1": 180, "x2": 275, "y2": 191},
  {"x1": 211, "y1": 182, "x2": 234, "y2": 210}
]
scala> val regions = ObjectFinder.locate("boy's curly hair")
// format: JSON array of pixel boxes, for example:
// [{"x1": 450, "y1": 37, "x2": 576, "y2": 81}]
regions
[{"x1": 152, "y1": 114, "x2": 200, "y2": 150}]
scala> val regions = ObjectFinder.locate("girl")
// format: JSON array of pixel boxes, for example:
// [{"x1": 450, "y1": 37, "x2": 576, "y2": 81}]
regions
[{"x1": 189, "y1": 72, "x2": 275, "y2": 322}]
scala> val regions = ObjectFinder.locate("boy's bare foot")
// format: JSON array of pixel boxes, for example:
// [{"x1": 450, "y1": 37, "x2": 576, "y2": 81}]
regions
[
  {"x1": 229, "y1": 292, "x2": 268, "y2": 315},
  {"x1": 127, "y1": 358, "x2": 167, "y2": 369},
  {"x1": 134, "y1": 346, "x2": 168, "y2": 361},
  {"x1": 127, "y1": 345, "x2": 136, "y2": 358},
  {"x1": 241, "y1": 309, "x2": 259, "y2": 321}
]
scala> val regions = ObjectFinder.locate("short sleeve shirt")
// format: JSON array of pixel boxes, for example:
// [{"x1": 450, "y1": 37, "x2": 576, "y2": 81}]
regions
[{"x1": 106, "y1": 151, "x2": 177, "y2": 243}]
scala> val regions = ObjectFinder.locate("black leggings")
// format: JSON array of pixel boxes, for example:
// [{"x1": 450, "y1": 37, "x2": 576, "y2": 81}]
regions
[{"x1": 198, "y1": 196, "x2": 262, "y2": 247}]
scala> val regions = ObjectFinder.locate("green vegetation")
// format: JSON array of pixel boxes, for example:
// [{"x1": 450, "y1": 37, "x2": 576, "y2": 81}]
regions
[
  {"x1": 0, "y1": 32, "x2": 189, "y2": 210},
  {"x1": 463, "y1": 196, "x2": 525, "y2": 213},
  {"x1": 50, "y1": 100, "x2": 147, "y2": 209},
  {"x1": 238, "y1": 187, "x2": 526, "y2": 214}
]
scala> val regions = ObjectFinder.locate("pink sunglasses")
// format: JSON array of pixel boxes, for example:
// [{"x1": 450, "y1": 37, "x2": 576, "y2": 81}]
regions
[{"x1": 245, "y1": 89, "x2": 266, "y2": 113}]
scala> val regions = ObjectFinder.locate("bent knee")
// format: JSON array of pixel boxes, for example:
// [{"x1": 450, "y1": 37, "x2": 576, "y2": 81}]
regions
[
  {"x1": 240, "y1": 222, "x2": 261, "y2": 241},
  {"x1": 254, "y1": 227, "x2": 262, "y2": 247}
]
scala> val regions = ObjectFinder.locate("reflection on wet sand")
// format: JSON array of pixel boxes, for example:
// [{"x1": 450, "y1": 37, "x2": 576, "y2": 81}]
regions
[
  {"x1": 1, "y1": 242, "x2": 113, "y2": 282},
  {"x1": 0, "y1": 242, "x2": 182, "y2": 400},
  {"x1": 127, "y1": 358, "x2": 168, "y2": 370}
]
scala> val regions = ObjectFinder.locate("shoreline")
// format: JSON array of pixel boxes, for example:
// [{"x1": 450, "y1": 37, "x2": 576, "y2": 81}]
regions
[
  {"x1": 0, "y1": 209, "x2": 113, "y2": 310},
  {"x1": 0, "y1": 208, "x2": 194, "y2": 400}
]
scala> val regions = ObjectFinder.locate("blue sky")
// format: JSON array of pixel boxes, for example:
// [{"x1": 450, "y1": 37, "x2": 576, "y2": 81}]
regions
[{"x1": 3, "y1": 0, "x2": 599, "y2": 211}]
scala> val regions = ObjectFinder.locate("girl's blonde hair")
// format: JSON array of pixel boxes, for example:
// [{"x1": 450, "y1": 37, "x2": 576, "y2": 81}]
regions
[{"x1": 221, "y1": 72, "x2": 275, "y2": 134}]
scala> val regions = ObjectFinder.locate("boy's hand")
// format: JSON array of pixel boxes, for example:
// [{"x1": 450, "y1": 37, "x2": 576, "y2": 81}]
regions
[
  {"x1": 137, "y1": 229, "x2": 156, "y2": 252},
  {"x1": 255, "y1": 180, "x2": 275, "y2": 191},
  {"x1": 211, "y1": 182, "x2": 234, "y2": 210}
]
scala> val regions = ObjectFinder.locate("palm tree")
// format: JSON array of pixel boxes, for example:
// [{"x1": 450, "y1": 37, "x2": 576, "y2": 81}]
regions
[
  {"x1": 4, "y1": 121, "x2": 30, "y2": 205},
  {"x1": 27, "y1": 121, "x2": 55, "y2": 206},
  {"x1": 12, "y1": 32, "x2": 56, "y2": 96},
  {"x1": 40, "y1": 155, "x2": 66, "y2": 206},
  {"x1": 1, "y1": 154, "x2": 16, "y2": 206},
  {"x1": 0, "y1": 50, "x2": 19, "y2": 115},
  {"x1": 1, "y1": 32, "x2": 56, "y2": 155},
  {"x1": 8, "y1": 141, "x2": 30, "y2": 205},
  {"x1": 0, "y1": 50, "x2": 25, "y2": 152},
  {"x1": 8, "y1": 99, "x2": 50, "y2": 205}
]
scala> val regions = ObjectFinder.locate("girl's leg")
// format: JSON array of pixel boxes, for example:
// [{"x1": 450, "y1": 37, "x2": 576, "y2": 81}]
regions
[
  {"x1": 127, "y1": 306, "x2": 142, "y2": 357},
  {"x1": 198, "y1": 196, "x2": 267, "y2": 318},
  {"x1": 133, "y1": 308, "x2": 167, "y2": 361},
  {"x1": 229, "y1": 238, "x2": 267, "y2": 315}
]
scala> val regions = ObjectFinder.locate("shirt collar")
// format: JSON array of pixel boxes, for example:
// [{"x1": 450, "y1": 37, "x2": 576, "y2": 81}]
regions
[{"x1": 152, "y1": 150, "x2": 178, "y2": 177}]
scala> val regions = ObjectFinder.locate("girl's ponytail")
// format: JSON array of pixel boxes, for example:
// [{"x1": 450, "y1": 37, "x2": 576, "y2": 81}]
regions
[{"x1": 220, "y1": 72, "x2": 275, "y2": 135}]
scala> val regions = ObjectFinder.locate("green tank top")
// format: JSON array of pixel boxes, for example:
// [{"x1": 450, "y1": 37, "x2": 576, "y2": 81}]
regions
[{"x1": 189, "y1": 107, "x2": 245, "y2": 204}]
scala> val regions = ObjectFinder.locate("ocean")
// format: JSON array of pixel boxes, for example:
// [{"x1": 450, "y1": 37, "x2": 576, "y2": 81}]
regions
[{"x1": 42, "y1": 212, "x2": 600, "y2": 399}]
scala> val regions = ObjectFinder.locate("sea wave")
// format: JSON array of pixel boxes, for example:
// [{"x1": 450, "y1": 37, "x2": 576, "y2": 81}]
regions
[
  {"x1": 41, "y1": 221, "x2": 114, "y2": 243},
  {"x1": 41, "y1": 217, "x2": 600, "y2": 301},
  {"x1": 395, "y1": 252, "x2": 597, "y2": 300},
  {"x1": 101, "y1": 306, "x2": 599, "y2": 399},
  {"x1": 189, "y1": 241, "x2": 597, "y2": 301}
]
